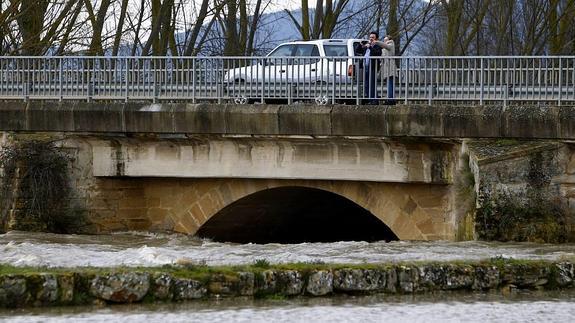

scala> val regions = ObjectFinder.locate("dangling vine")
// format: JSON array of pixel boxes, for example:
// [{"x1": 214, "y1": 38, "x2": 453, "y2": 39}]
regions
[{"x1": 0, "y1": 140, "x2": 80, "y2": 233}]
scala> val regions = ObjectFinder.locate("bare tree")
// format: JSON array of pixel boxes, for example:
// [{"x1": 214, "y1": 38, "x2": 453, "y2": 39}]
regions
[{"x1": 285, "y1": 0, "x2": 350, "y2": 40}]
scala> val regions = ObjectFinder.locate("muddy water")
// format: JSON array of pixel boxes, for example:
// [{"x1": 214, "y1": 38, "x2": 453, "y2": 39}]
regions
[
  {"x1": 1, "y1": 290, "x2": 574, "y2": 322},
  {"x1": 0, "y1": 231, "x2": 574, "y2": 267}
]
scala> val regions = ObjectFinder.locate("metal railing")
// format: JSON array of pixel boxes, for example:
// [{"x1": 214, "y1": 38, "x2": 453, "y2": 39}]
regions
[{"x1": 0, "y1": 56, "x2": 574, "y2": 105}]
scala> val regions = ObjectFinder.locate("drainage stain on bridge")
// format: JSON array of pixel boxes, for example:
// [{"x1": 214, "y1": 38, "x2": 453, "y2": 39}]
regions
[{"x1": 196, "y1": 187, "x2": 398, "y2": 244}]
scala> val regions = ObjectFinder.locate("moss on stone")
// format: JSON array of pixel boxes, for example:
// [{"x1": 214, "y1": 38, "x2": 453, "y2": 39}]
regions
[{"x1": 1, "y1": 258, "x2": 574, "y2": 309}]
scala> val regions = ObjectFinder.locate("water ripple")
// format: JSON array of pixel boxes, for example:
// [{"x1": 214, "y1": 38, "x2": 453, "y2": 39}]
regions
[{"x1": 0, "y1": 231, "x2": 574, "y2": 268}]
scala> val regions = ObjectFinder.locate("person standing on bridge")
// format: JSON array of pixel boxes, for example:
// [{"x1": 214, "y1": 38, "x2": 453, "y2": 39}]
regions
[
  {"x1": 359, "y1": 32, "x2": 383, "y2": 105},
  {"x1": 374, "y1": 36, "x2": 397, "y2": 105}
]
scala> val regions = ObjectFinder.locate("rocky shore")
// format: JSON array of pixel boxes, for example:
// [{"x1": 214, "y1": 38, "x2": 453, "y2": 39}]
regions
[{"x1": 1, "y1": 259, "x2": 574, "y2": 308}]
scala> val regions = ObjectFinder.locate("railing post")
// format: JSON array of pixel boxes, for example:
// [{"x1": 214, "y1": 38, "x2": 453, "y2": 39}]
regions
[
  {"x1": 152, "y1": 58, "x2": 157, "y2": 103},
  {"x1": 23, "y1": 58, "x2": 29, "y2": 102},
  {"x1": 86, "y1": 58, "x2": 92, "y2": 102},
  {"x1": 558, "y1": 57, "x2": 562, "y2": 106},
  {"x1": 260, "y1": 58, "x2": 265, "y2": 104},
  {"x1": 504, "y1": 58, "x2": 509, "y2": 108},
  {"x1": 480, "y1": 58, "x2": 484, "y2": 105},
  {"x1": 355, "y1": 59, "x2": 360, "y2": 106},
  {"x1": 59, "y1": 58, "x2": 63, "y2": 101},
  {"x1": 125, "y1": 57, "x2": 129, "y2": 102},
  {"x1": 404, "y1": 57, "x2": 408, "y2": 105},
  {"x1": 428, "y1": 84, "x2": 433, "y2": 106},
  {"x1": 217, "y1": 57, "x2": 223, "y2": 104},
  {"x1": 331, "y1": 58, "x2": 336, "y2": 105},
  {"x1": 192, "y1": 58, "x2": 196, "y2": 104}
]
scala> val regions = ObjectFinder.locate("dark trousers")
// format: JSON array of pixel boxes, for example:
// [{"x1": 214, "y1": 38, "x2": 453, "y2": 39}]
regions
[
  {"x1": 386, "y1": 76, "x2": 395, "y2": 104},
  {"x1": 363, "y1": 64, "x2": 378, "y2": 104}
]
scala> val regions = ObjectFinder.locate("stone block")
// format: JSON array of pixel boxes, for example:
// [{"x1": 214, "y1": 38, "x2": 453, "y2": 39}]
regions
[
  {"x1": 207, "y1": 274, "x2": 242, "y2": 296},
  {"x1": 57, "y1": 274, "x2": 75, "y2": 303},
  {"x1": 0, "y1": 275, "x2": 29, "y2": 307},
  {"x1": 277, "y1": 270, "x2": 304, "y2": 295},
  {"x1": 119, "y1": 198, "x2": 146, "y2": 209},
  {"x1": 501, "y1": 264, "x2": 550, "y2": 288},
  {"x1": 52, "y1": 102, "x2": 76, "y2": 131},
  {"x1": 443, "y1": 265, "x2": 474, "y2": 290},
  {"x1": 554, "y1": 262, "x2": 574, "y2": 287},
  {"x1": 305, "y1": 270, "x2": 333, "y2": 296},
  {"x1": 173, "y1": 103, "x2": 226, "y2": 134},
  {"x1": 559, "y1": 106, "x2": 575, "y2": 140},
  {"x1": 173, "y1": 278, "x2": 207, "y2": 300},
  {"x1": 0, "y1": 101, "x2": 27, "y2": 130},
  {"x1": 331, "y1": 105, "x2": 387, "y2": 136},
  {"x1": 472, "y1": 265, "x2": 500, "y2": 290},
  {"x1": 124, "y1": 103, "x2": 175, "y2": 133},
  {"x1": 124, "y1": 218, "x2": 152, "y2": 231},
  {"x1": 256, "y1": 270, "x2": 277, "y2": 294},
  {"x1": 397, "y1": 265, "x2": 419, "y2": 293},
  {"x1": 73, "y1": 102, "x2": 124, "y2": 132},
  {"x1": 278, "y1": 105, "x2": 331, "y2": 135},
  {"x1": 225, "y1": 105, "x2": 280, "y2": 134},
  {"x1": 386, "y1": 105, "x2": 443, "y2": 137},
  {"x1": 385, "y1": 267, "x2": 398, "y2": 293},
  {"x1": 503, "y1": 106, "x2": 559, "y2": 139},
  {"x1": 90, "y1": 272, "x2": 150, "y2": 303},
  {"x1": 333, "y1": 268, "x2": 386, "y2": 292},
  {"x1": 238, "y1": 272, "x2": 255, "y2": 296},
  {"x1": 417, "y1": 265, "x2": 445, "y2": 291},
  {"x1": 34, "y1": 274, "x2": 59, "y2": 305},
  {"x1": 442, "y1": 105, "x2": 502, "y2": 138},
  {"x1": 151, "y1": 273, "x2": 173, "y2": 300}
]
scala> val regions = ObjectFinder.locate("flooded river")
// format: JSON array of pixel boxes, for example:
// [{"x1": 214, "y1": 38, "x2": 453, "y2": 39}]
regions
[
  {"x1": 1, "y1": 290, "x2": 574, "y2": 322},
  {"x1": 0, "y1": 231, "x2": 574, "y2": 268},
  {"x1": 1, "y1": 231, "x2": 575, "y2": 322}
]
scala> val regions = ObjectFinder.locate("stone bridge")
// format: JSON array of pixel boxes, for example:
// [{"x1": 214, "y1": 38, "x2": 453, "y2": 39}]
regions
[{"x1": 1, "y1": 102, "x2": 575, "y2": 242}]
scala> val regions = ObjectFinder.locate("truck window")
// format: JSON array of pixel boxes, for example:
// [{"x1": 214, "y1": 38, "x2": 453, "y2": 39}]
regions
[
  {"x1": 268, "y1": 45, "x2": 294, "y2": 57},
  {"x1": 324, "y1": 45, "x2": 348, "y2": 57},
  {"x1": 294, "y1": 44, "x2": 320, "y2": 64}
]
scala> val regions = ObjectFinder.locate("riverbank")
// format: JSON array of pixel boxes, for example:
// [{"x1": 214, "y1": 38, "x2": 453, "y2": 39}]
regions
[{"x1": 1, "y1": 258, "x2": 574, "y2": 308}]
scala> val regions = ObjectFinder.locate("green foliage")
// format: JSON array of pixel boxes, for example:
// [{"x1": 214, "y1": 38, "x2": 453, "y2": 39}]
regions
[
  {"x1": 0, "y1": 140, "x2": 85, "y2": 233},
  {"x1": 253, "y1": 259, "x2": 271, "y2": 269}
]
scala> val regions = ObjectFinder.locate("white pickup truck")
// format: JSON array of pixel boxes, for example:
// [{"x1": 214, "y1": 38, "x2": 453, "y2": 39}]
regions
[{"x1": 224, "y1": 39, "x2": 365, "y2": 84}]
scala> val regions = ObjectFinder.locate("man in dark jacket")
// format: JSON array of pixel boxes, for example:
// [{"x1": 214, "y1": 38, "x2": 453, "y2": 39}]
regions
[{"x1": 357, "y1": 31, "x2": 383, "y2": 105}]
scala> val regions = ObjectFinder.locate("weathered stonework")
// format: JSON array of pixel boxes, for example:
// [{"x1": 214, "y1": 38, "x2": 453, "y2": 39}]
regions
[
  {"x1": 3, "y1": 133, "x2": 575, "y2": 242},
  {"x1": 2, "y1": 105, "x2": 575, "y2": 241},
  {"x1": 90, "y1": 272, "x2": 150, "y2": 303},
  {"x1": 0, "y1": 133, "x2": 456, "y2": 240},
  {"x1": 468, "y1": 140, "x2": 575, "y2": 242},
  {"x1": 0, "y1": 260, "x2": 573, "y2": 308}
]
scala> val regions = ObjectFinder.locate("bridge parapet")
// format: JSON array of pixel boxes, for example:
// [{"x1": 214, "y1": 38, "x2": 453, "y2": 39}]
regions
[{"x1": 1, "y1": 102, "x2": 574, "y2": 139}]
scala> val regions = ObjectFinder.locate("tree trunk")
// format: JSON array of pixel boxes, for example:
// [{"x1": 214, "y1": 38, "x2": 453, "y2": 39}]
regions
[
  {"x1": 112, "y1": 0, "x2": 130, "y2": 56},
  {"x1": 17, "y1": 0, "x2": 48, "y2": 55}
]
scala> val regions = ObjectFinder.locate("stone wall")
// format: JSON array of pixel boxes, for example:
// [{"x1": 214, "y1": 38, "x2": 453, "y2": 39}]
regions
[
  {"x1": 1, "y1": 260, "x2": 573, "y2": 308},
  {"x1": 0, "y1": 133, "x2": 457, "y2": 240},
  {"x1": 468, "y1": 140, "x2": 575, "y2": 242},
  {"x1": 2, "y1": 102, "x2": 575, "y2": 139}
]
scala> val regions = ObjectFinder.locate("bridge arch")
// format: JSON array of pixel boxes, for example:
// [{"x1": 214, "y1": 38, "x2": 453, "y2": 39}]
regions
[
  {"x1": 155, "y1": 179, "x2": 450, "y2": 241},
  {"x1": 195, "y1": 186, "x2": 398, "y2": 243}
]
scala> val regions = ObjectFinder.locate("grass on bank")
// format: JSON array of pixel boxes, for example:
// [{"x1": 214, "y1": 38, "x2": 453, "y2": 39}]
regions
[{"x1": 1, "y1": 256, "x2": 574, "y2": 279}]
